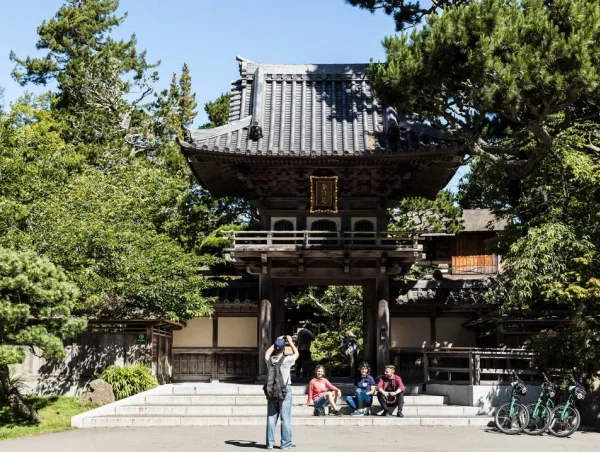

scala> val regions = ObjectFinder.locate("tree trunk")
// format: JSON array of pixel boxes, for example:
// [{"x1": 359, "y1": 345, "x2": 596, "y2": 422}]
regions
[{"x1": 0, "y1": 364, "x2": 42, "y2": 423}]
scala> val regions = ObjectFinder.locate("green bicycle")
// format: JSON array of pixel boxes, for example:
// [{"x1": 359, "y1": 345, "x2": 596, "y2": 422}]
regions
[
  {"x1": 548, "y1": 376, "x2": 586, "y2": 438},
  {"x1": 524, "y1": 372, "x2": 556, "y2": 435},
  {"x1": 494, "y1": 372, "x2": 530, "y2": 435}
]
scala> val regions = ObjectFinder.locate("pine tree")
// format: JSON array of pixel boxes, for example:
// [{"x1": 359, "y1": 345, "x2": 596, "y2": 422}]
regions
[
  {"x1": 200, "y1": 93, "x2": 230, "y2": 129},
  {"x1": 177, "y1": 63, "x2": 197, "y2": 128},
  {"x1": 0, "y1": 247, "x2": 87, "y2": 421},
  {"x1": 10, "y1": 0, "x2": 158, "y2": 144}
]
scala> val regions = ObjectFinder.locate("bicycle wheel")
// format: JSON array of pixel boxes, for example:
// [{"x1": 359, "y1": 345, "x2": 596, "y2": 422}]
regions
[
  {"x1": 524, "y1": 402, "x2": 551, "y2": 435},
  {"x1": 494, "y1": 401, "x2": 530, "y2": 435},
  {"x1": 548, "y1": 405, "x2": 581, "y2": 438}
]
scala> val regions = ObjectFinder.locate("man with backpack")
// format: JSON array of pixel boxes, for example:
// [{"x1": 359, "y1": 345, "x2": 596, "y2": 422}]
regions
[{"x1": 265, "y1": 335, "x2": 299, "y2": 450}]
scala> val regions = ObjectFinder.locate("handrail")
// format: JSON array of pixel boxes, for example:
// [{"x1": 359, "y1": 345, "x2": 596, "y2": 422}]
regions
[{"x1": 223, "y1": 230, "x2": 422, "y2": 249}]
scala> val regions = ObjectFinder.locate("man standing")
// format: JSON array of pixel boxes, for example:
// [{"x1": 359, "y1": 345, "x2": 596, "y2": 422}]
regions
[
  {"x1": 295, "y1": 323, "x2": 315, "y2": 378},
  {"x1": 265, "y1": 335, "x2": 299, "y2": 450},
  {"x1": 376, "y1": 364, "x2": 405, "y2": 417}
]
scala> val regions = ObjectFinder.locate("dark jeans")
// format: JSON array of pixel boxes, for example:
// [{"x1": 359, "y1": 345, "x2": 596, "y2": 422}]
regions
[
  {"x1": 295, "y1": 350, "x2": 311, "y2": 377},
  {"x1": 377, "y1": 391, "x2": 404, "y2": 415}
]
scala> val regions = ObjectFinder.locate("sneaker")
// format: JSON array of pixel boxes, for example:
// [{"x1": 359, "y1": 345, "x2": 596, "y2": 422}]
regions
[
  {"x1": 351, "y1": 410, "x2": 365, "y2": 416},
  {"x1": 328, "y1": 408, "x2": 343, "y2": 416},
  {"x1": 281, "y1": 445, "x2": 296, "y2": 450},
  {"x1": 397, "y1": 411, "x2": 404, "y2": 418}
]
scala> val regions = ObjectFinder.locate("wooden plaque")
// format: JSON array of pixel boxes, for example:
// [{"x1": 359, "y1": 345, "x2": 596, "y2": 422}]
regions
[{"x1": 310, "y1": 176, "x2": 338, "y2": 213}]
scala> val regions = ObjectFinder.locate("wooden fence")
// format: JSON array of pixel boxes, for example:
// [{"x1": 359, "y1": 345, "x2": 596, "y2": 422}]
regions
[{"x1": 391, "y1": 347, "x2": 538, "y2": 385}]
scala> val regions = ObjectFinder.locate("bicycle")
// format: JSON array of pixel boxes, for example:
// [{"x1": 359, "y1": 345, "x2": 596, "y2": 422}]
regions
[
  {"x1": 494, "y1": 372, "x2": 530, "y2": 435},
  {"x1": 524, "y1": 372, "x2": 556, "y2": 435},
  {"x1": 548, "y1": 376, "x2": 586, "y2": 438}
]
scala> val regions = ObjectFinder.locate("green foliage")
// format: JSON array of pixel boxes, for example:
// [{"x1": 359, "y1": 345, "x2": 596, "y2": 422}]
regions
[
  {"x1": 527, "y1": 315, "x2": 600, "y2": 375},
  {"x1": 294, "y1": 286, "x2": 363, "y2": 375},
  {"x1": 0, "y1": 396, "x2": 95, "y2": 439},
  {"x1": 200, "y1": 93, "x2": 231, "y2": 129},
  {"x1": 0, "y1": 247, "x2": 87, "y2": 367},
  {"x1": 10, "y1": 0, "x2": 158, "y2": 145},
  {"x1": 389, "y1": 190, "x2": 463, "y2": 233},
  {"x1": 99, "y1": 364, "x2": 157, "y2": 400},
  {"x1": 369, "y1": 0, "x2": 600, "y2": 180},
  {"x1": 346, "y1": 0, "x2": 469, "y2": 30}
]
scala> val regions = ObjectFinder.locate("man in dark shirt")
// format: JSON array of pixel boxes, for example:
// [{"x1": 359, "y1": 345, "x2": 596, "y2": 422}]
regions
[
  {"x1": 376, "y1": 364, "x2": 405, "y2": 417},
  {"x1": 295, "y1": 323, "x2": 315, "y2": 378}
]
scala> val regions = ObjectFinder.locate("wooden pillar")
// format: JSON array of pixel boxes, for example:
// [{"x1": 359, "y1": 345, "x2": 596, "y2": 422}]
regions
[
  {"x1": 362, "y1": 281, "x2": 377, "y2": 369},
  {"x1": 376, "y1": 276, "x2": 390, "y2": 376},
  {"x1": 259, "y1": 274, "x2": 273, "y2": 377}
]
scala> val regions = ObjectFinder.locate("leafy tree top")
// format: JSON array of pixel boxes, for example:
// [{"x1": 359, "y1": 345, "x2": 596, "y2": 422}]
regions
[{"x1": 367, "y1": 0, "x2": 600, "y2": 179}]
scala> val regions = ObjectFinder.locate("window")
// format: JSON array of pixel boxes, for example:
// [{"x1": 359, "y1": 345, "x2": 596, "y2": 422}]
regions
[
  {"x1": 353, "y1": 220, "x2": 375, "y2": 245},
  {"x1": 310, "y1": 220, "x2": 337, "y2": 245}
]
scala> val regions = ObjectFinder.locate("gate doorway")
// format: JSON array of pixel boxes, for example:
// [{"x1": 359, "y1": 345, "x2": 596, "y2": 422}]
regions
[{"x1": 283, "y1": 285, "x2": 363, "y2": 378}]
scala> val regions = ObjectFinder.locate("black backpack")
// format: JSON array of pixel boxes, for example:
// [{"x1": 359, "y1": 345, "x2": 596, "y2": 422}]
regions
[{"x1": 263, "y1": 357, "x2": 288, "y2": 402}]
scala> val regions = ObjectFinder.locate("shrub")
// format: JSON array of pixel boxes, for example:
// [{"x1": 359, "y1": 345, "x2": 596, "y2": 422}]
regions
[{"x1": 99, "y1": 364, "x2": 157, "y2": 400}]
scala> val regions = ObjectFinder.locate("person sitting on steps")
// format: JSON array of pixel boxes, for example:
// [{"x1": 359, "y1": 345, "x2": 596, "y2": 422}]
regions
[
  {"x1": 306, "y1": 365, "x2": 343, "y2": 416},
  {"x1": 376, "y1": 364, "x2": 405, "y2": 417},
  {"x1": 346, "y1": 362, "x2": 377, "y2": 416}
]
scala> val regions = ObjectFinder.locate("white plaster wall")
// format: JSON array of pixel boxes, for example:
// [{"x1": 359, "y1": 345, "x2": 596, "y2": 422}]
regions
[
  {"x1": 172, "y1": 317, "x2": 213, "y2": 347},
  {"x1": 218, "y1": 317, "x2": 258, "y2": 347},
  {"x1": 391, "y1": 317, "x2": 430, "y2": 348},
  {"x1": 426, "y1": 384, "x2": 543, "y2": 414}
]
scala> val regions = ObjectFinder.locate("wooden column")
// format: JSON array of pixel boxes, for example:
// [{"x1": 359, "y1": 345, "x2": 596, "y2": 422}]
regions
[
  {"x1": 259, "y1": 274, "x2": 273, "y2": 377},
  {"x1": 376, "y1": 276, "x2": 390, "y2": 376},
  {"x1": 362, "y1": 281, "x2": 377, "y2": 369}
]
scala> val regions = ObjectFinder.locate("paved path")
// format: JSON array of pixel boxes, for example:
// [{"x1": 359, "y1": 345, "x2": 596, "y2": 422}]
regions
[{"x1": 2, "y1": 426, "x2": 598, "y2": 451}]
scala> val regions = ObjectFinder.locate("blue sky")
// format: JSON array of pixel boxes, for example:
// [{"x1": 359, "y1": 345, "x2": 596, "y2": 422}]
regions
[{"x1": 0, "y1": 0, "x2": 465, "y2": 190}]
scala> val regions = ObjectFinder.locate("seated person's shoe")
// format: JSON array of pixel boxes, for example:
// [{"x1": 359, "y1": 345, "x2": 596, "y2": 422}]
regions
[
  {"x1": 351, "y1": 409, "x2": 365, "y2": 416},
  {"x1": 397, "y1": 410, "x2": 404, "y2": 418},
  {"x1": 328, "y1": 408, "x2": 343, "y2": 416}
]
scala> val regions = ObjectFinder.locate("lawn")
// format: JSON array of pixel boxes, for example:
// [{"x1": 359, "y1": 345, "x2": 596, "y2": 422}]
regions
[{"x1": 0, "y1": 396, "x2": 95, "y2": 440}]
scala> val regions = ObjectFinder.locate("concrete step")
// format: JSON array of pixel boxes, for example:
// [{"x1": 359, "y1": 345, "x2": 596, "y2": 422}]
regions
[
  {"x1": 80, "y1": 415, "x2": 492, "y2": 428},
  {"x1": 142, "y1": 394, "x2": 449, "y2": 406},
  {"x1": 114, "y1": 404, "x2": 482, "y2": 417},
  {"x1": 160, "y1": 383, "x2": 422, "y2": 397}
]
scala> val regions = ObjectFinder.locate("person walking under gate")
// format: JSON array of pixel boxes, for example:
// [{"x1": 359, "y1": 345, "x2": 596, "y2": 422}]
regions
[
  {"x1": 295, "y1": 323, "x2": 315, "y2": 378},
  {"x1": 376, "y1": 364, "x2": 405, "y2": 417},
  {"x1": 346, "y1": 362, "x2": 377, "y2": 416},
  {"x1": 265, "y1": 335, "x2": 299, "y2": 450}
]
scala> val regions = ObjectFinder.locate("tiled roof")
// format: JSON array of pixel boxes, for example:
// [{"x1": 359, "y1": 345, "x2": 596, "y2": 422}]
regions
[{"x1": 179, "y1": 56, "x2": 460, "y2": 157}]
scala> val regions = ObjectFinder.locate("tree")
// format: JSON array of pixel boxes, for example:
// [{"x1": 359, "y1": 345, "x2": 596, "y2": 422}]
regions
[
  {"x1": 200, "y1": 92, "x2": 230, "y2": 129},
  {"x1": 178, "y1": 63, "x2": 197, "y2": 128},
  {"x1": 389, "y1": 190, "x2": 463, "y2": 233},
  {"x1": 293, "y1": 286, "x2": 363, "y2": 375},
  {"x1": 365, "y1": 0, "x2": 600, "y2": 180},
  {"x1": 10, "y1": 0, "x2": 158, "y2": 144},
  {"x1": 346, "y1": 0, "x2": 470, "y2": 30},
  {"x1": 0, "y1": 247, "x2": 87, "y2": 421}
]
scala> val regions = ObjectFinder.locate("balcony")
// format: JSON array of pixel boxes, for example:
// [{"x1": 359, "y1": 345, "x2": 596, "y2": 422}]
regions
[{"x1": 224, "y1": 230, "x2": 423, "y2": 253}]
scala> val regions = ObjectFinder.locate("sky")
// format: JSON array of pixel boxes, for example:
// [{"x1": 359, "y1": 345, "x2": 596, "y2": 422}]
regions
[{"x1": 0, "y1": 0, "x2": 466, "y2": 190}]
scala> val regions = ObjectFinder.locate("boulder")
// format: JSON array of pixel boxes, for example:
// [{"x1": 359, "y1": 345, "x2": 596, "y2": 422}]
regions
[{"x1": 81, "y1": 379, "x2": 115, "y2": 405}]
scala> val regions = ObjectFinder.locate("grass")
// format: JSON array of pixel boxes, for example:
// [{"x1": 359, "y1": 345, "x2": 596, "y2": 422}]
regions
[{"x1": 0, "y1": 396, "x2": 96, "y2": 440}]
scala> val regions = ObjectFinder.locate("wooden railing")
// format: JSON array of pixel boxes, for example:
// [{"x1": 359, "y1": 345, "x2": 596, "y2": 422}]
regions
[
  {"x1": 224, "y1": 230, "x2": 422, "y2": 251},
  {"x1": 390, "y1": 347, "x2": 538, "y2": 385}
]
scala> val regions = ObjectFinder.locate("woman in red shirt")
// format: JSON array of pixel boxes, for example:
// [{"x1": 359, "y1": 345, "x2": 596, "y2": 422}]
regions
[{"x1": 306, "y1": 365, "x2": 343, "y2": 416}]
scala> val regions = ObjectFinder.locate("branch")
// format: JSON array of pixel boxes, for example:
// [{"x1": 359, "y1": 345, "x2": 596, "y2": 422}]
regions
[
  {"x1": 584, "y1": 133, "x2": 600, "y2": 154},
  {"x1": 307, "y1": 294, "x2": 333, "y2": 315}
]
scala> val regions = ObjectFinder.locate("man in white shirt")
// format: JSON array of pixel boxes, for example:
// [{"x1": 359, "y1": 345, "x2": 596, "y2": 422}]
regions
[{"x1": 265, "y1": 336, "x2": 299, "y2": 450}]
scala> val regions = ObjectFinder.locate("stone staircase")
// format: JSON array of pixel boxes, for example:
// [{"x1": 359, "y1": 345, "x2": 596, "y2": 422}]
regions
[{"x1": 73, "y1": 383, "x2": 492, "y2": 428}]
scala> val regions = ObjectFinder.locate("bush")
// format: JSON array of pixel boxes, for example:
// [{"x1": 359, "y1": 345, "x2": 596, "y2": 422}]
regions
[{"x1": 99, "y1": 364, "x2": 157, "y2": 400}]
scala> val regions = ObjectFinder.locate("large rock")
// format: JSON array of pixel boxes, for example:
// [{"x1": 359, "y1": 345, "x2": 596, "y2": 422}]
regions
[{"x1": 81, "y1": 379, "x2": 115, "y2": 405}]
